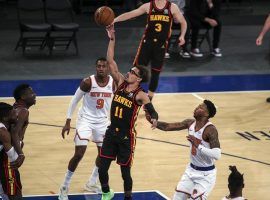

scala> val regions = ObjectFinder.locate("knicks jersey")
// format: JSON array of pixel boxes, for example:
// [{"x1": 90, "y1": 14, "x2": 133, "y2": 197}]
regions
[
  {"x1": 78, "y1": 75, "x2": 114, "y2": 123},
  {"x1": 110, "y1": 81, "x2": 143, "y2": 134},
  {"x1": 188, "y1": 121, "x2": 215, "y2": 167},
  {"x1": 144, "y1": 0, "x2": 173, "y2": 42},
  {"x1": 0, "y1": 123, "x2": 7, "y2": 152}
]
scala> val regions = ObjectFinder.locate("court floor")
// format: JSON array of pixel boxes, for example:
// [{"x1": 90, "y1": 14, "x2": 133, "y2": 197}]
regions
[{"x1": 2, "y1": 91, "x2": 270, "y2": 200}]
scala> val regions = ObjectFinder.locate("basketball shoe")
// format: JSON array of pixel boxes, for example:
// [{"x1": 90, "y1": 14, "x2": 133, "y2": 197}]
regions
[
  {"x1": 58, "y1": 185, "x2": 69, "y2": 200},
  {"x1": 101, "y1": 189, "x2": 114, "y2": 200},
  {"x1": 84, "y1": 181, "x2": 102, "y2": 193}
]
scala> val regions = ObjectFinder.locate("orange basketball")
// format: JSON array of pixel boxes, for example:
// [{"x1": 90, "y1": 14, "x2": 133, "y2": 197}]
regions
[{"x1": 94, "y1": 6, "x2": 115, "y2": 26}]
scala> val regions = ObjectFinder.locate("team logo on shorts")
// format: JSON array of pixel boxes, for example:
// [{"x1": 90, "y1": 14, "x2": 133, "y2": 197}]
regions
[{"x1": 8, "y1": 177, "x2": 14, "y2": 184}]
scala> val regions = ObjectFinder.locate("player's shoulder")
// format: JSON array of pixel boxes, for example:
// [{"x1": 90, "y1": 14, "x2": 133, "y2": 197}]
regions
[{"x1": 80, "y1": 76, "x2": 92, "y2": 91}]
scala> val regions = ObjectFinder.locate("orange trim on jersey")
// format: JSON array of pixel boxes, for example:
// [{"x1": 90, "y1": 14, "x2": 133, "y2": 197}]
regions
[
  {"x1": 152, "y1": 67, "x2": 162, "y2": 72},
  {"x1": 75, "y1": 131, "x2": 90, "y2": 141}
]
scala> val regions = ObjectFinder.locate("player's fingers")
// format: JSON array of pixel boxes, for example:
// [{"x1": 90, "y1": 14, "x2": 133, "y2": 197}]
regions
[{"x1": 61, "y1": 129, "x2": 65, "y2": 139}]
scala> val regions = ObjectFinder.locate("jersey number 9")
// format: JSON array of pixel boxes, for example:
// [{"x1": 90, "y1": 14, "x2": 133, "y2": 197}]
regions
[{"x1": 96, "y1": 99, "x2": 104, "y2": 109}]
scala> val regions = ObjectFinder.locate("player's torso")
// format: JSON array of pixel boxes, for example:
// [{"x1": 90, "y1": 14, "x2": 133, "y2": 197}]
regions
[
  {"x1": 144, "y1": 0, "x2": 173, "y2": 42},
  {"x1": 188, "y1": 121, "x2": 215, "y2": 167},
  {"x1": 79, "y1": 75, "x2": 114, "y2": 122},
  {"x1": 13, "y1": 103, "x2": 29, "y2": 141},
  {"x1": 110, "y1": 82, "x2": 142, "y2": 135}
]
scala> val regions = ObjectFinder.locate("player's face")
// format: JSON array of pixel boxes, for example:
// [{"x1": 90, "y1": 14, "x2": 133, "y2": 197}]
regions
[
  {"x1": 23, "y1": 87, "x2": 36, "y2": 107},
  {"x1": 193, "y1": 103, "x2": 209, "y2": 119},
  {"x1": 96, "y1": 60, "x2": 109, "y2": 77},
  {"x1": 125, "y1": 67, "x2": 141, "y2": 83}
]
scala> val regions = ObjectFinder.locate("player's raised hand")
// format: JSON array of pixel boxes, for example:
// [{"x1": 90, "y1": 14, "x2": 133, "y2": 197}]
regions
[
  {"x1": 61, "y1": 119, "x2": 71, "y2": 139},
  {"x1": 106, "y1": 24, "x2": 115, "y2": 40},
  {"x1": 178, "y1": 36, "x2": 185, "y2": 46},
  {"x1": 256, "y1": 35, "x2": 263, "y2": 46}
]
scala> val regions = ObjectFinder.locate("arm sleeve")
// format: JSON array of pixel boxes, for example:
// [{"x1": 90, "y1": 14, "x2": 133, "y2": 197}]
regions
[
  {"x1": 144, "y1": 103, "x2": 158, "y2": 120},
  {"x1": 198, "y1": 145, "x2": 221, "y2": 160},
  {"x1": 6, "y1": 147, "x2": 19, "y2": 162},
  {"x1": 67, "y1": 87, "x2": 85, "y2": 119}
]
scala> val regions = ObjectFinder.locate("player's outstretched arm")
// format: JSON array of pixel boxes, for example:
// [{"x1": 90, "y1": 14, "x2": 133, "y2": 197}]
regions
[
  {"x1": 155, "y1": 119, "x2": 194, "y2": 131},
  {"x1": 106, "y1": 25, "x2": 124, "y2": 86},
  {"x1": 113, "y1": 3, "x2": 149, "y2": 23},
  {"x1": 171, "y1": 3, "x2": 187, "y2": 46},
  {"x1": 256, "y1": 14, "x2": 270, "y2": 46}
]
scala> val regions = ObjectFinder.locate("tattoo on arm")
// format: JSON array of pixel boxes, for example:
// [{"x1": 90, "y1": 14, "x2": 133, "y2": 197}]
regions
[
  {"x1": 156, "y1": 119, "x2": 195, "y2": 131},
  {"x1": 207, "y1": 127, "x2": 220, "y2": 148}
]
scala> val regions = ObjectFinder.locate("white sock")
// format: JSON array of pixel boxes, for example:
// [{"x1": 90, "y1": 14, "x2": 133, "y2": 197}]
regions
[
  {"x1": 62, "y1": 170, "x2": 74, "y2": 188},
  {"x1": 88, "y1": 165, "x2": 99, "y2": 185}
]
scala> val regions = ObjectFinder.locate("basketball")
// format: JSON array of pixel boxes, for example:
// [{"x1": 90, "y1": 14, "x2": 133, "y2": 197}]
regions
[{"x1": 94, "y1": 6, "x2": 115, "y2": 26}]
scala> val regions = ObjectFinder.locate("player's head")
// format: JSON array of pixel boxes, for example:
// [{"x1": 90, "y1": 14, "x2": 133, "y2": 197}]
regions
[
  {"x1": 194, "y1": 99, "x2": 216, "y2": 119},
  {"x1": 95, "y1": 57, "x2": 109, "y2": 78},
  {"x1": 125, "y1": 65, "x2": 149, "y2": 84},
  {"x1": 13, "y1": 84, "x2": 36, "y2": 107},
  {"x1": 0, "y1": 102, "x2": 16, "y2": 124},
  {"x1": 228, "y1": 166, "x2": 244, "y2": 196}
]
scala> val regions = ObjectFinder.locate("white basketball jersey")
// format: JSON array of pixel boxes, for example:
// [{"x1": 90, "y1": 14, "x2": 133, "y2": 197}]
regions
[
  {"x1": 188, "y1": 121, "x2": 215, "y2": 167},
  {"x1": 78, "y1": 75, "x2": 114, "y2": 123},
  {"x1": 222, "y1": 197, "x2": 246, "y2": 200},
  {"x1": 0, "y1": 123, "x2": 7, "y2": 152}
]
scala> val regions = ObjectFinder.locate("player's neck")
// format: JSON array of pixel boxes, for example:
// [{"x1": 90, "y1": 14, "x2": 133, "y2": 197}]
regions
[
  {"x1": 229, "y1": 190, "x2": 243, "y2": 198},
  {"x1": 15, "y1": 100, "x2": 28, "y2": 109},
  {"x1": 126, "y1": 82, "x2": 139, "y2": 92},
  {"x1": 95, "y1": 75, "x2": 108, "y2": 84},
  {"x1": 155, "y1": 0, "x2": 166, "y2": 7},
  {"x1": 195, "y1": 118, "x2": 208, "y2": 128}
]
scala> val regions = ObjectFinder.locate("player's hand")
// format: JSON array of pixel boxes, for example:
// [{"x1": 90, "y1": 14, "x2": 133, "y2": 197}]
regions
[
  {"x1": 10, "y1": 154, "x2": 25, "y2": 169},
  {"x1": 61, "y1": 123, "x2": 71, "y2": 139},
  {"x1": 151, "y1": 119, "x2": 157, "y2": 129},
  {"x1": 186, "y1": 135, "x2": 198, "y2": 148},
  {"x1": 178, "y1": 36, "x2": 185, "y2": 46},
  {"x1": 256, "y1": 35, "x2": 263, "y2": 46},
  {"x1": 106, "y1": 24, "x2": 115, "y2": 40},
  {"x1": 205, "y1": 17, "x2": 218, "y2": 27}
]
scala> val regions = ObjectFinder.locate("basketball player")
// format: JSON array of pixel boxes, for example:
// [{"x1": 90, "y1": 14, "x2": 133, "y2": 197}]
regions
[
  {"x1": 98, "y1": 25, "x2": 159, "y2": 200},
  {"x1": 0, "y1": 102, "x2": 26, "y2": 200},
  {"x1": 222, "y1": 166, "x2": 246, "y2": 200},
  {"x1": 0, "y1": 84, "x2": 36, "y2": 200},
  {"x1": 146, "y1": 100, "x2": 221, "y2": 200},
  {"x1": 113, "y1": 0, "x2": 187, "y2": 100},
  {"x1": 256, "y1": 13, "x2": 270, "y2": 103},
  {"x1": 58, "y1": 58, "x2": 114, "y2": 200}
]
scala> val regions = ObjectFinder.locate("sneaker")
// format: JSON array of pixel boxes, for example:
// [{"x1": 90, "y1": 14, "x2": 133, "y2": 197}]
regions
[
  {"x1": 190, "y1": 48, "x2": 203, "y2": 57},
  {"x1": 165, "y1": 52, "x2": 170, "y2": 58},
  {"x1": 101, "y1": 189, "x2": 114, "y2": 200},
  {"x1": 180, "y1": 50, "x2": 191, "y2": 58},
  {"x1": 58, "y1": 186, "x2": 69, "y2": 200},
  {"x1": 212, "y1": 48, "x2": 222, "y2": 57},
  {"x1": 84, "y1": 182, "x2": 102, "y2": 193}
]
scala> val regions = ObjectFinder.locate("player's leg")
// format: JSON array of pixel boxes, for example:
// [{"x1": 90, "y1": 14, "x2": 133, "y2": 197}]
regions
[
  {"x1": 85, "y1": 122, "x2": 108, "y2": 193},
  {"x1": 173, "y1": 167, "x2": 194, "y2": 200},
  {"x1": 133, "y1": 37, "x2": 151, "y2": 67},
  {"x1": 192, "y1": 169, "x2": 217, "y2": 200},
  {"x1": 149, "y1": 42, "x2": 166, "y2": 100},
  {"x1": 121, "y1": 166, "x2": 133, "y2": 200},
  {"x1": 59, "y1": 119, "x2": 92, "y2": 200}
]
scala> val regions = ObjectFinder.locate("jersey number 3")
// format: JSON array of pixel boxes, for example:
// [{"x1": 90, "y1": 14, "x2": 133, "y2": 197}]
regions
[
  {"x1": 96, "y1": 99, "x2": 104, "y2": 109},
  {"x1": 155, "y1": 23, "x2": 162, "y2": 32}
]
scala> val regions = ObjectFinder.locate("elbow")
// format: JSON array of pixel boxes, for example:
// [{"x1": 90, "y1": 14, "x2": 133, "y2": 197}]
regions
[{"x1": 214, "y1": 148, "x2": 221, "y2": 160}]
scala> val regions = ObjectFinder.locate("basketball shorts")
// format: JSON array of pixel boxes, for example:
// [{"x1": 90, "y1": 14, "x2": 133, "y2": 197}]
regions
[
  {"x1": 100, "y1": 127, "x2": 136, "y2": 167},
  {"x1": 0, "y1": 151, "x2": 22, "y2": 196},
  {"x1": 173, "y1": 164, "x2": 216, "y2": 200},
  {"x1": 133, "y1": 38, "x2": 167, "y2": 72},
  {"x1": 75, "y1": 115, "x2": 110, "y2": 147}
]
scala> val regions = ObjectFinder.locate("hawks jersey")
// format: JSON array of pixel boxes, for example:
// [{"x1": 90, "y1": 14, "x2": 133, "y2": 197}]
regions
[
  {"x1": 78, "y1": 75, "x2": 114, "y2": 123},
  {"x1": 0, "y1": 123, "x2": 7, "y2": 152},
  {"x1": 188, "y1": 121, "x2": 215, "y2": 167},
  {"x1": 144, "y1": 0, "x2": 173, "y2": 42},
  {"x1": 110, "y1": 81, "x2": 143, "y2": 134}
]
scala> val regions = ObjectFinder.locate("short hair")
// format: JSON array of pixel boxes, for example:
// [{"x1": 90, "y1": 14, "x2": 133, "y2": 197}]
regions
[
  {"x1": 0, "y1": 102, "x2": 13, "y2": 121},
  {"x1": 204, "y1": 99, "x2": 216, "y2": 118},
  {"x1": 13, "y1": 84, "x2": 30, "y2": 101},
  {"x1": 135, "y1": 65, "x2": 150, "y2": 83},
  {"x1": 95, "y1": 57, "x2": 107, "y2": 65},
  {"x1": 228, "y1": 166, "x2": 244, "y2": 191}
]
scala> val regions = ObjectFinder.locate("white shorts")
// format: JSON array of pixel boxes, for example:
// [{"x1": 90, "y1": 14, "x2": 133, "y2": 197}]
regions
[
  {"x1": 173, "y1": 164, "x2": 216, "y2": 200},
  {"x1": 74, "y1": 116, "x2": 110, "y2": 147}
]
